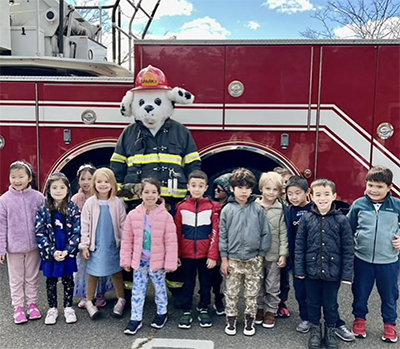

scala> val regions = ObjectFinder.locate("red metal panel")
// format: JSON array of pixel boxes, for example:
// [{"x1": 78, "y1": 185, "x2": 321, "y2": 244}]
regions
[{"x1": 0, "y1": 82, "x2": 36, "y2": 101}]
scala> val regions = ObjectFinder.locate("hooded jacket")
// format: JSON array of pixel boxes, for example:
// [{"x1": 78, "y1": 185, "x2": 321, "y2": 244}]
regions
[
  {"x1": 219, "y1": 195, "x2": 271, "y2": 260},
  {"x1": 0, "y1": 186, "x2": 45, "y2": 255}
]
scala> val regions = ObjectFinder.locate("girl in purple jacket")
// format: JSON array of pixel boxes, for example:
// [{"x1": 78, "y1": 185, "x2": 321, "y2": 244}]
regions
[{"x1": 0, "y1": 161, "x2": 45, "y2": 324}]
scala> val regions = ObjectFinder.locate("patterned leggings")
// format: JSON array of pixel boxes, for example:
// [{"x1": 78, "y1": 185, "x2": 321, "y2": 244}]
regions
[{"x1": 46, "y1": 275, "x2": 74, "y2": 308}]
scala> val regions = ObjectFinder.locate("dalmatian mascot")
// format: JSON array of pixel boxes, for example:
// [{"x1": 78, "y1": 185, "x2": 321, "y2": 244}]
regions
[{"x1": 110, "y1": 65, "x2": 201, "y2": 211}]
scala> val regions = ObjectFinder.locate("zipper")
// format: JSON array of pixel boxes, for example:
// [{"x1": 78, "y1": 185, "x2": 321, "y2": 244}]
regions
[
  {"x1": 372, "y1": 211, "x2": 379, "y2": 263},
  {"x1": 194, "y1": 200, "x2": 198, "y2": 259},
  {"x1": 319, "y1": 216, "x2": 324, "y2": 276}
]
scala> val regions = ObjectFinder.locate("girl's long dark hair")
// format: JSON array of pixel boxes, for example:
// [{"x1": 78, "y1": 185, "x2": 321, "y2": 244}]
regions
[{"x1": 46, "y1": 173, "x2": 71, "y2": 215}]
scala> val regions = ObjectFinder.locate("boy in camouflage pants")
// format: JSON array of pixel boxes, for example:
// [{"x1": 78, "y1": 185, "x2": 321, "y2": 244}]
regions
[{"x1": 219, "y1": 168, "x2": 271, "y2": 336}]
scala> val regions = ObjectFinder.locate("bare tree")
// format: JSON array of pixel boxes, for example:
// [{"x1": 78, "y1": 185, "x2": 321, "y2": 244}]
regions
[{"x1": 300, "y1": 0, "x2": 400, "y2": 39}]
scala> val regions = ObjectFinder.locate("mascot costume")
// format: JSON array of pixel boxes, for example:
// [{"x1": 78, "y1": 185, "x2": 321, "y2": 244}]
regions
[{"x1": 110, "y1": 65, "x2": 200, "y2": 300}]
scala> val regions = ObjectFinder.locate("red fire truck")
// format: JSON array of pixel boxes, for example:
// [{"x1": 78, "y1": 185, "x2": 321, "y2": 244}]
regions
[{"x1": 1, "y1": 0, "x2": 399, "y2": 204}]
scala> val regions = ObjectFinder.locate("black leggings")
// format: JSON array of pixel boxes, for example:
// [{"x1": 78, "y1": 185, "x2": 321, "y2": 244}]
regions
[{"x1": 46, "y1": 275, "x2": 74, "y2": 308}]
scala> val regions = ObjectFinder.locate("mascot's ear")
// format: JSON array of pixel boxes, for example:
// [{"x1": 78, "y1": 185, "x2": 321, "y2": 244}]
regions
[
  {"x1": 166, "y1": 87, "x2": 195, "y2": 105},
  {"x1": 121, "y1": 90, "x2": 134, "y2": 117}
]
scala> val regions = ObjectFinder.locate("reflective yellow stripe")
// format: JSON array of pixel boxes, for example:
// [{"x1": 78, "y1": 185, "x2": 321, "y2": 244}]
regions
[
  {"x1": 117, "y1": 183, "x2": 123, "y2": 189},
  {"x1": 161, "y1": 186, "x2": 187, "y2": 198},
  {"x1": 127, "y1": 153, "x2": 182, "y2": 167},
  {"x1": 111, "y1": 152, "x2": 127, "y2": 164},
  {"x1": 182, "y1": 152, "x2": 201, "y2": 166}
]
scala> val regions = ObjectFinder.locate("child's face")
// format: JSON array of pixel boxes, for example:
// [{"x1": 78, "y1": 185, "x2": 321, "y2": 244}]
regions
[
  {"x1": 286, "y1": 186, "x2": 310, "y2": 207},
  {"x1": 141, "y1": 183, "x2": 160, "y2": 209},
  {"x1": 187, "y1": 178, "x2": 208, "y2": 199},
  {"x1": 365, "y1": 180, "x2": 392, "y2": 202},
  {"x1": 79, "y1": 170, "x2": 93, "y2": 194},
  {"x1": 214, "y1": 185, "x2": 227, "y2": 201},
  {"x1": 261, "y1": 180, "x2": 280, "y2": 204},
  {"x1": 95, "y1": 174, "x2": 111, "y2": 198},
  {"x1": 311, "y1": 185, "x2": 336, "y2": 215},
  {"x1": 9, "y1": 168, "x2": 31, "y2": 192},
  {"x1": 232, "y1": 185, "x2": 252, "y2": 205},
  {"x1": 50, "y1": 179, "x2": 69, "y2": 203}
]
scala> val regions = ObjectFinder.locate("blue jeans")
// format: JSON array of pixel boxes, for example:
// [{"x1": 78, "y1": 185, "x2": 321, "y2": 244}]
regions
[{"x1": 352, "y1": 257, "x2": 399, "y2": 324}]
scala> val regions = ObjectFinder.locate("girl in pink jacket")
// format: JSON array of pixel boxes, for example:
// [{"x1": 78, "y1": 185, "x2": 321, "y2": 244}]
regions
[{"x1": 121, "y1": 177, "x2": 178, "y2": 336}]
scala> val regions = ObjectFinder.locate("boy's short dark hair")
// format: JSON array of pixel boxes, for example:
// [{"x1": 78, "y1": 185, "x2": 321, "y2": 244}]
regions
[
  {"x1": 188, "y1": 170, "x2": 208, "y2": 183},
  {"x1": 365, "y1": 165, "x2": 393, "y2": 186},
  {"x1": 310, "y1": 178, "x2": 336, "y2": 194},
  {"x1": 230, "y1": 167, "x2": 257, "y2": 189},
  {"x1": 285, "y1": 175, "x2": 309, "y2": 193}
]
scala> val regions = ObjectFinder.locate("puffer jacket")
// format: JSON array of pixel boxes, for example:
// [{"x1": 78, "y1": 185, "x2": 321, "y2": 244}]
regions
[
  {"x1": 219, "y1": 195, "x2": 271, "y2": 260},
  {"x1": 175, "y1": 196, "x2": 220, "y2": 260},
  {"x1": 294, "y1": 205, "x2": 354, "y2": 282},
  {"x1": 347, "y1": 192, "x2": 400, "y2": 264},
  {"x1": 120, "y1": 199, "x2": 178, "y2": 272},
  {"x1": 35, "y1": 201, "x2": 80, "y2": 260},
  {"x1": 0, "y1": 186, "x2": 45, "y2": 255},
  {"x1": 255, "y1": 198, "x2": 288, "y2": 262},
  {"x1": 110, "y1": 119, "x2": 201, "y2": 200}
]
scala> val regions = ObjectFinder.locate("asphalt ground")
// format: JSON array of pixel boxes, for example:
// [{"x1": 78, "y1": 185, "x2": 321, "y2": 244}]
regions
[{"x1": 1, "y1": 263, "x2": 399, "y2": 349}]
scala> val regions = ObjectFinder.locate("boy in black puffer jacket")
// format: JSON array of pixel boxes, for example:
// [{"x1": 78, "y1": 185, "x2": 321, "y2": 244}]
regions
[{"x1": 294, "y1": 179, "x2": 354, "y2": 349}]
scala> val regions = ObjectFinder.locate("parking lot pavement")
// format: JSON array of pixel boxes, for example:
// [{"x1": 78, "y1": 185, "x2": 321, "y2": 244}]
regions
[{"x1": 0, "y1": 264, "x2": 399, "y2": 349}]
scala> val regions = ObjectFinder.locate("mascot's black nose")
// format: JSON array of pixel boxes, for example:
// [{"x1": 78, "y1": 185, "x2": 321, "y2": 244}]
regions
[{"x1": 144, "y1": 105, "x2": 154, "y2": 113}]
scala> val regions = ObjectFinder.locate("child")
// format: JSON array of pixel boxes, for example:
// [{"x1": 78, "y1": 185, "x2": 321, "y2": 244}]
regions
[
  {"x1": 219, "y1": 167, "x2": 271, "y2": 336},
  {"x1": 348, "y1": 165, "x2": 400, "y2": 343},
  {"x1": 255, "y1": 172, "x2": 288, "y2": 328},
  {"x1": 175, "y1": 170, "x2": 221, "y2": 329},
  {"x1": 0, "y1": 161, "x2": 45, "y2": 324},
  {"x1": 80, "y1": 167, "x2": 127, "y2": 320},
  {"x1": 72, "y1": 164, "x2": 113, "y2": 309},
  {"x1": 286, "y1": 176, "x2": 354, "y2": 342},
  {"x1": 294, "y1": 179, "x2": 354, "y2": 349},
  {"x1": 35, "y1": 172, "x2": 80, "y2": 325},
  {"x1": 120, "y1": 178, "x2": 178, "y2": 335}
]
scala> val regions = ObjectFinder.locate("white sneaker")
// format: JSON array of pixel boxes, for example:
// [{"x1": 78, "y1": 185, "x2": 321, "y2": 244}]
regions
[
  {"x1": 45, "y1": 308, "x2": 58, "y2": 325},
  {"x1": 64, "y1": 307, "x2": 77, "y2": 324}
]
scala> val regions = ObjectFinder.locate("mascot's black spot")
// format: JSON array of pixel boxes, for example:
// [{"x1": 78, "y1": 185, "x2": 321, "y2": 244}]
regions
[
  {"x1": 154, "y1": 98, "x2": 162, "y2": 106},
  {"x1": 178, "y1": 90, "x2": 183, "y2": 97},
  {"x1": 185, "y1": 92, "x2": 191, "y2": 99},
  {"x1": 171, "y1": 101, "x2": 176, "y2": 108},
  {"x1": 139, "y1": 99, "x2": 145, "y2": 106}
]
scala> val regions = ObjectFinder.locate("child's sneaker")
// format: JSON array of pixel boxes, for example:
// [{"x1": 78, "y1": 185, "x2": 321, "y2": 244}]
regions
[
  {"x1": 64, "y1": 307, "x2": 77, "y2": 324},
  {"x1": 151, "y1": 313, "x2": 168, "y2": 329},
  {"x1": 352, "y1": 318, "x2": 366, "y2": 338},
  {"x1": 198, "y1": 308, "x2": 212, "y2": 328},
  {"x1": 27, "y1": 303, "x2": 41, "y2": 320},
  {"x1": 243, "y1": 314, "x2": 255, "y2": 336},
  {"x1": 95, "y1": 293, "x2": 107, "y2": 308},
  {"x1": 44, "y1": 307, "x2": 58, "y2": 325},
  {"x1": 296, "y1": 320, "x2": 311, "y2": 334},
  {"x1": 213, "y1": 301, "x2": 225, "y2": 316},
  {"x1": 382, "y1": 323, "x2": 398, "y2": 343},
  {"x1": 225, "y1": 316, "x2": 237, "y2": 336},
  {"x1": 255, "y1": 308, "x2": 264, "y2": 325},
  {"x1": 14, "y1": 306, "x2": 28, "y2": 324},
  {"x1": 334, "y1": 324, "x2": 356, "y2": 342},
  {"x1": 77, "y1": 298, "x2": 87, "y2": 309},
  {"x1": 263, "y1": 311, "x2": 276, "y2": 328},
  {"x1": 112, "y1": 297, "x2": 126, "y2": 318},
  {"x1": 277, "y1": 301, "x2": 290, "y2": 318},
  {"x1": 86, "y1": 301, "x2": 100, "y2": 320},
  {"x1": 178, "y1": 311, "x2": 193, "y2": 329},
  {"x1": 124, "y1": 320, "x2": 142, "y2": 335}
]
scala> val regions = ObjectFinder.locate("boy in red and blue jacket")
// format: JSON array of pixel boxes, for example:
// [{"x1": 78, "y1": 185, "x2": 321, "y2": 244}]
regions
[{"x1": 175, "y1": 170, "x2": 221, "y2": 329}]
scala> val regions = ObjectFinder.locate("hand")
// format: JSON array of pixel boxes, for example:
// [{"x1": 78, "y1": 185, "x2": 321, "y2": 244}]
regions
[
  {"x1": 53, "y1": 250, "x2": 62, "y2": 261},
  {"x1": 277, "y1": 256, "x2": 287, "y2": 268},
  {"x1": 82, "y1": 248, "x2": 90, "y2": 260},
  {"x1": 206, "y1": 258, "x2": 217, "y2": 269},
  {"x1": 220, "y1": 258, "x2": 230, "y2": 276},
  {"x1": 123, "y1": 266, "x2": 131, "y2": 272},
  {"x1": 117, "y1": 183, "x2": 136, "y2": 199},
  {"x1": 177, "y1": 258, "x2": 182, "y2": 267},
  {"x1": 0, "y1": 255, "x2": 5, "y2": 264},
  {"x1": 297, "y1": 275, "x2": 305, "y2": 279},
  {"x1": 392, "y1": 235, "x2": 400, "y2": 251}
]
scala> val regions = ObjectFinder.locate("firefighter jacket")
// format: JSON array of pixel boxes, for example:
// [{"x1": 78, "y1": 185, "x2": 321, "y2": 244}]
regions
[
  {"x1": 175, "y1": 196, "x2": 221, "y2": 260},
  {"x1": 110, "y1": 118, "x2": 201, "y2": 200}
]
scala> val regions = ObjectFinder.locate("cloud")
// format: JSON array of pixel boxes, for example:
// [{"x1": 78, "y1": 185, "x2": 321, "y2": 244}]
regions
[
  {"x1": 247, "y1": 21, "x2": 261, "y2": 30},
  {"x1": 263, "y1": 0, "x2": 315, "y2": 14},
  {"x1": 175, "y1": 16, "x2": 231, "y2": 39},
  {"x1": 334, "y1": 17, "x2": 400, "y2": 39}
]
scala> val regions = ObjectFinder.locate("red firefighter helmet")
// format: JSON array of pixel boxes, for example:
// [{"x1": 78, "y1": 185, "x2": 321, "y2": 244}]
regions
[{"x1": 133, "y1": 65, "x2": 171, "y2": 90}]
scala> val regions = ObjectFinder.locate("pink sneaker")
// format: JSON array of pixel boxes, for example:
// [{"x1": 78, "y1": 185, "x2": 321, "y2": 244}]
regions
[
  {"x1": 14, "y1": 306, "x2": 28, "y2": 324},
  {"x1": 78, "y1": 298, "x2": 87, "y2": 309},
  {"x1": 27, "y1": 303, "x2": 41, "y2": 320},
  {"x1": 96, "y1": 294, "x2": 106, "y2": 308}
]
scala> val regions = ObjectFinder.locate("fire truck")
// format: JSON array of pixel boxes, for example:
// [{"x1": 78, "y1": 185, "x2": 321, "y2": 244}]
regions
[{"x1": 1, "y1": 0, "x2": 399, "y2": 204}]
